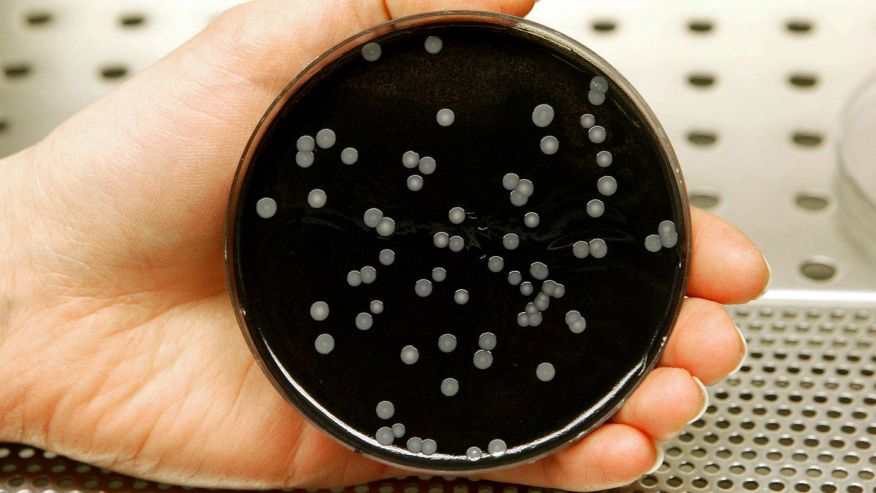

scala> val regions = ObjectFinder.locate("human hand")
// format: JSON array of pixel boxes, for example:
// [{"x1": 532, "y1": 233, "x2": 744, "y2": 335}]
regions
[{"x1": 0, "y1": 0, "x2": 769, "y2": 490}]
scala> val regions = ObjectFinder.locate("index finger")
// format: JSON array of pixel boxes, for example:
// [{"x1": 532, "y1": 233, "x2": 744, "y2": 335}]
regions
[{"x1": 687, "y1": 207, "x2": 770, "y2": 304}]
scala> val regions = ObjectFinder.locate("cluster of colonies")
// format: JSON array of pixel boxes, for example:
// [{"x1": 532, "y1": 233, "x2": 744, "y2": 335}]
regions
[
  {"x1": 254, "y1": 127, "x2": 359, "y2": 218},
  {"x1": 644, "y1": 219, "x2": 679, "y2": 252},
  {"x1": 253, "y1": 34, "x2": 679, "y2": 463},
  {"x1": 525, "y1": 95, "x2": 618, "y2": 261},
  {"x1": 402, "y1": 151, "x2": 437, "y2": 191},
  {"x1": 372, "y1": 398, "x2": 509, "y2": 460}
]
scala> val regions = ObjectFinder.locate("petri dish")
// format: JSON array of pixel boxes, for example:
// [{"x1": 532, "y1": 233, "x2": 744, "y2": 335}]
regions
[
  {"x1": 837, "y1": 71, "x2": 876, "y2": 261},
  {"x1": 226, "y1": 11, "x2": 689, "y2": 473}
]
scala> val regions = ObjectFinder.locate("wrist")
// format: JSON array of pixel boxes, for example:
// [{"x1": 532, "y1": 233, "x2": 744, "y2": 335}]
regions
[{"x1": 0, "y1": 147, "x2": 41, "y2": 443}]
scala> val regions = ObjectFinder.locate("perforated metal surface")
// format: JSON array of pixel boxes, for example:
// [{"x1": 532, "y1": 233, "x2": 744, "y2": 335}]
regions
[
  {"x1": 631, "y1": 303, "x2": 876, "y2": 493},
  {"x1": 2, "y1": 0, "x2": 876, "y2": 492},
  {"x1": 2, "y1": 304, "x2": 875, "y2": 493}
]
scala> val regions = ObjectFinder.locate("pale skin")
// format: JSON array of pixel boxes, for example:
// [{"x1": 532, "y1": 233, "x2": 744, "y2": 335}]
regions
[{"x1": 0, "y1": 0, "x2": 770, "y2": 490}]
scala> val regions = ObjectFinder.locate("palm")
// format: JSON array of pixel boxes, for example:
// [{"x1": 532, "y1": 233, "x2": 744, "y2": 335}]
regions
[
  {"x1": 64, "y1": 292, "x2": 379, "y2": 487},
  {"x1": 27, "y1": 111, "x2": 391, "y2": 490},
  {"x1": 0, "y1": 0, "x2": 768, "y2": 490}
]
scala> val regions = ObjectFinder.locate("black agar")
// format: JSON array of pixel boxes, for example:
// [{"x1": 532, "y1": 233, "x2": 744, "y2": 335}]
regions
[{"x1": 227, "y1": 12, "x2": 689, "y2": 473}]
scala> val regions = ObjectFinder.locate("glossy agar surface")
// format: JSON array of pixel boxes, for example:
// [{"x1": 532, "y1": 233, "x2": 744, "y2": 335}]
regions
[{"x1": 227, "y1": 14, "x2": 688, "y2": 472}]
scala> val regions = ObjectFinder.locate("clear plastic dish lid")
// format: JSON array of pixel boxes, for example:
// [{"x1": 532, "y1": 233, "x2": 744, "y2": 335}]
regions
[{"x1": 226, "y1": 11, "x2": 690, "y2": 473}]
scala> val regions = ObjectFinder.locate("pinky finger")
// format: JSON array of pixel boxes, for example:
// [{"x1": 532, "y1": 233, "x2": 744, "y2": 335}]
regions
[{"x1": 480, "y1": 423, "x2": 659, "y2": 491}]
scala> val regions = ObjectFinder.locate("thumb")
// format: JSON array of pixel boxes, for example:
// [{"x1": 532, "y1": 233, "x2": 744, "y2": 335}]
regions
[
  {"x1": 45, "y1": 0, "x2": 536, "y2": 169},
  {"x1": 200, "y1": 0, "x2": 536, "y2": 97},
  {"x1": 29, "y1": 0, "x2": 534, "y2": 287}
]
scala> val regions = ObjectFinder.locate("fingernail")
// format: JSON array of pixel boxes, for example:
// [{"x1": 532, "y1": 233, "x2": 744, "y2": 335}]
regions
[
  {"x1": 688, "y1": 376, "x2": 710, "y2": 424},
  {"x1": 757, "y1": 255, "x2": 772, "y2": 299},
  {"x1": 645, "y1": 443, "x2": 665, "y2": 475},
  {"x1": 729, "y1": 325, "x2": 749, "y2": 375}
]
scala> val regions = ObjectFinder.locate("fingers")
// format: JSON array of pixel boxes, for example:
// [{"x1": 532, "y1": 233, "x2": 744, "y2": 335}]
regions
[
  {"x1": 391, "y1": 0, "x2": 535, "y2": 17},
  {"x1": 482, "y1": 423, "x2": 658, "y2": 491},
  {"x1": 204, "y1": 0, "x2": 536, "y2": 90},
  {"x1": 687, "y1": 207, "x2": 770, "y2": 304},
  {"x1": 660, "y1": 297, "x2": 747, "y2": 385},
  {"x1": 610, "y1": 368, "x2": 707, "y2": 442},
  {"x1": 483, "y1": 218, "x2": 759, "y2": 490}
]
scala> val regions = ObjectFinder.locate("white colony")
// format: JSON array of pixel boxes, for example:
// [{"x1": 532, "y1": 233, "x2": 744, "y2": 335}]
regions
[
  {"x1": 310, "y1": 301, "x2": 329, "y2": 321},
  {"x1": 507, "y1": 270, "x2": 522, "y2": 285},
  {"x1": 433, "y1": 232, "x2": 450, "y2": 248},
  {"x1": 473, "y1": 350, "x2": 493, "y2": 369},
  {"x1": 438, "y1": 333, "x2": 457, "y2": 353},
  {"x1": 421, "y1": 439, "x2": 437, "y2": 455},
  {"x1": 363, "y1": 208, "x2": 383, "y2": 228},
  {"x1": 436, "y1": 108, "x2": 455, "y2": 127},
  {"x1": 588, "y1": 90, "x2": 606, "y2": 105},
  {"x1": 376, "y1": 217, "x2": 395, "y2": 237},
  {"x1": 376, "y1": 400, "x2": 394, "y2": 419},
  {"x1": 573, "y1": 240, "x2": 589, "y2": 259},
  {"x1": 402, "y1": 150, "x2": 420, "y2": 168},
  {"x1": 466, "y1": 446, "x2": 483, "y2": 461},
  {"x1": 580, "y1": 113, "x2": 596, "y2": 129},
  {"x1": 586, "y1": 198, "x2": 605, "y2": 218},
  {"x1": 379, "y1": 249, "x2": 395, "y2": 266},
  {"x1": 360, "y1": 265, "x2": 377, "y2": 284},
  {"x1": 307, "y1": 189, "x2": 327, "y2": 208},
  {"x1": 392, "y1": 423, "x2": 406, "y2": 438},
  {"x1": 415, "y1": 279, "x2": 433, "y2": 297},
  {"x1": 441, "y1": 377, "x2": 459, "y2": 397},
  {"x1": 424, "y1": 35, "x2": 443, "y2": 54},
  {"x1": 532, "y1": 103, "x2": 555, "y2": 127},
  {"x1": 597, "y1": 176, "x2": 617, "y2": 196},
  {"x1": 529, "y1": 261, "x2": 549, "y2": 280},
  {"x1": 407, "y1": 437, "x2": 423, "y2": 453},
  {"x1": 296, "y1": 151, "x2": 314, "y2": 168},
  {"x1": 524, "y1": 212, "x2": 540, "y2": 228},
  {"x1": 347, "y1": 270, "x2": 362, "y2": 287},
  {"x1": 596, "y1": 150, "x2": 613, "y2": 167},
  {"x1": 296, "y1": 135, "x2": 315, "y2": 152},
  {"x1": 589, "y1": 125, "x2": 607, "y2": 144},
  {"x1": 536, "y1": 362, "x2": 556, "y2": 382},
  {"x1": 540, "y1": 135, "x2": 559, "y2": 155},
  {"x1": 369, "y1": 300, "x2": 384, "y2": 314},
  {"x1": 589, "y1": 238, "x2": 608, "y2": 258},
  {"x1": 510, "y1": 190, "x2": 528, "y2": 207},
  {"x1": 407, "y1": 174, "x2": 424, "y2": 191},
  {"x1": 418, "y1": 156, "x2": 437, "y2": 175},
  {"x1": 315, "y1": 128, "x2": 336, "y2": 149},
  {"x1": 256, "y1": 197, "x2": 277, "y2": 218},
  {"x1": 448, "y1": 207, "x2": 466, "y2": 224},
  {"x1": 314, "y1": 333, "x2": 334, "y2": 354},
  {"x1": 355, "y1": 312, "x2": 373, "y2": 330},
  {"x1": 400, "y1": 345, "x2": 420, "y2": 364},
  {"x1": 479, "y1": 332, "x2": 497, "y2": 351},
  {"x1": 361, "y1": 42, "x2": 381, "y2": 61},
  {"x1": 487, "y1": 256, "x2": 504, "y2": 273},
  {"x1": 645, "y1": 234, "x2": 662, "y2": 252},
  {"x1": 375, "y1": 427, "x2": 394, "y2": 445},
  {"x1": 340, "y1": 147, "x2": 358, "y2": 165},
  {"x1": 448, "y1": 235, "x2": 464, "y2": 252},
  {"x1": 488, "y1": 439, "x2": 507, "y2": 456}
]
